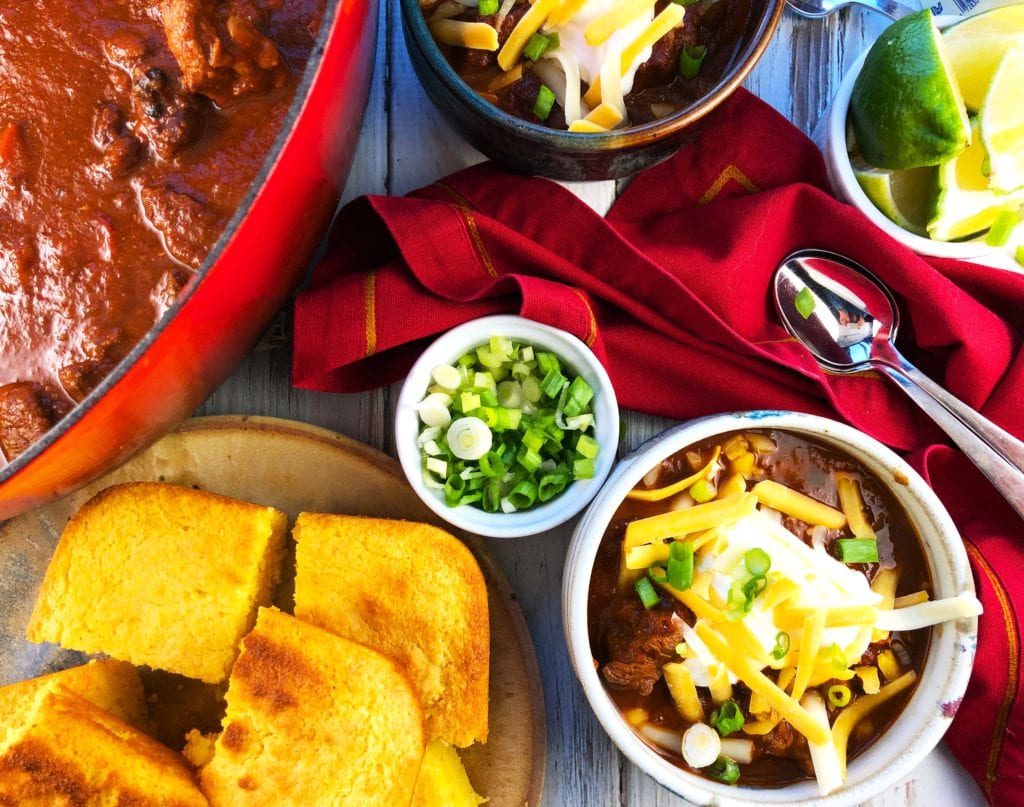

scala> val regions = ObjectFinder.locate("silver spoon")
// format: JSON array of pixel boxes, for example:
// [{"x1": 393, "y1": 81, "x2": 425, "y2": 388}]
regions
[
  {"x1": 774, "y1": 249, "x2": 1024, "y2": 524},
  {"x1": 786, "y1": 0, "x2": 920, "y2": 19}
]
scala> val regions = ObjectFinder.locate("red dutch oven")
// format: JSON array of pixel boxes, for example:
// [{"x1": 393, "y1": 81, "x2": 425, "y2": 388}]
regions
[{"x1": 0, "y1": 0, "x2": 379, "y2": 520}]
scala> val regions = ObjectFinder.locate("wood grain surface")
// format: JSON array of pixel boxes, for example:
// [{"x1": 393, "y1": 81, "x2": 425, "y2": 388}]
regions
[{"x1": 197, "y1": 5, "x2": 988, "y2": 805}]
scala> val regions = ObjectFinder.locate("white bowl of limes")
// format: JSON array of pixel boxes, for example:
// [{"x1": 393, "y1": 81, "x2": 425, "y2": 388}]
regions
[{"x1": 819, "y1": 7, "x2": 1024, "y2": 272}]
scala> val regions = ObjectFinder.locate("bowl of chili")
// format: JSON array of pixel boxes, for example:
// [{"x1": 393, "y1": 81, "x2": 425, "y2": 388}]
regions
[
  {"x1": 399, "y1": 0, "x2": 784, "y2": 180},
  {"x1": 563, "y1": 411, "x2": 980, "y2": 804}
]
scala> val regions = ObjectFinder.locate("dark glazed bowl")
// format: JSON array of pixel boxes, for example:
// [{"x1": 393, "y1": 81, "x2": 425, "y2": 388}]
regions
[{"x1": 400, "y1": 0, "x2": 784, "y2": 180}]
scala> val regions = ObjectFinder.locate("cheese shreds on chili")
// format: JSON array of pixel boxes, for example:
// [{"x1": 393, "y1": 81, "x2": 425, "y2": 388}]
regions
[
  {"x1": 429, "y1": 19, "x2": 499, "y2": 51},
  {"x1": 498, "y1": 0, "x2": 562, "y2": 70},
  {"x1": 583, "y1": 0, "x2": 657, "y2": 46}
]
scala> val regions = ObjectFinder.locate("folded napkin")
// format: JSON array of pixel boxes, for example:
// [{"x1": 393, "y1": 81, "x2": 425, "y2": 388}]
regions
[{"x1": 293, "y1": 88, "x2": 1024, "y2": 800}]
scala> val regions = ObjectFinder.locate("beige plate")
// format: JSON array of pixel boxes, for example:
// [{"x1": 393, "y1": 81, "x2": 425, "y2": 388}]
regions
[{"x1": 0, "y1": 415, "x2": 546, "y2": 807}]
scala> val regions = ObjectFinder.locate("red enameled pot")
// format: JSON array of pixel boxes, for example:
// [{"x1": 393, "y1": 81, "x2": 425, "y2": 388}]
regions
[{"x1": 0, "y1": 0, "x2": 379, "y2": 520}]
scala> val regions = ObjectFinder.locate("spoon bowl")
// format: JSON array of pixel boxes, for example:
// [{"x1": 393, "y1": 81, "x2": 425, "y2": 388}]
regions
[
  {"x1": 786, "y1": 0, "x2": 920, "y2": 19},
  {"x1": 774, "y1": 249, "x2": 1024, "y2": 524}
]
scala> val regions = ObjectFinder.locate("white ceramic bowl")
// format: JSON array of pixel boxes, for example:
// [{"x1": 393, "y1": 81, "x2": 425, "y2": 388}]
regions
[
  {"x1": 395, "y1": 315, "x2": 619, "y2": 539},
  {"x1": 563, "y1": 411, "x2": 978, "y2": 806},
  {"x1": 816, "y1": 16, "x2": 1020, "y2": 273}
]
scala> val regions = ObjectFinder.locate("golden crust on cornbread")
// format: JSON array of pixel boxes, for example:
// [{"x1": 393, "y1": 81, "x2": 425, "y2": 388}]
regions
[
  {"x1": 0, "y1": 687, "x2": 206, "y2": 806},
  {"x1": 26, "y1": 482, "x2": 288, "y2": 683},
  {"x1": 292, "y1": 514, "x2": 489, "y2": 747},
  {"x1": 0, "y1": 659, "x2": 149, "y2": 734},
  {"x1": 196, "y1": 607, "x2": 424, "y2": 806}
]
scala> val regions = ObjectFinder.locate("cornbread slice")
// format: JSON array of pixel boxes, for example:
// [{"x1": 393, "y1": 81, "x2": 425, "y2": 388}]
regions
[
  {"x1": 411, "y1": 740, "x2": 486, "y2": 807},
  {"x1": 0, "y1": 687, "x2": 206, "y2": 806},
  {"x1": 293, "y1": 514, "x2": 489, "y2": 747},
  {"x1": 196, "y1": 607, "x2": 424, "y2": 806},
  {"x1": 26, "y1": 482, "x2": 288, "y2": 683},
  {"x1": 0, "y1": 659, "x2": 149, "y2": 733}
]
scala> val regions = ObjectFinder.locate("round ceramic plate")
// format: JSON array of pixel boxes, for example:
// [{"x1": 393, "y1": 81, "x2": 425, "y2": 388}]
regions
[{"x1": 0, "y1": 415, "x2": 546, "y2": 807}]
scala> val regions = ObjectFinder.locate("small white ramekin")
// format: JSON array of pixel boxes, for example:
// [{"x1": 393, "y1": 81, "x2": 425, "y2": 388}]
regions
[
  {"x1": 395, "y1": 315, "x2": 619, "y2": 539},
  {"x1": 816, "y1": 16, "x2": 1020, "y2": 273},
  {"x1": 563, "y1": 411, "x2": 979, "y2": 806}
]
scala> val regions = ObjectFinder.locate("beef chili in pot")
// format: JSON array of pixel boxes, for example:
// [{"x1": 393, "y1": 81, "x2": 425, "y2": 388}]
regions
[
  {"x1": 0, "y1": 0, "x2": 325, "y2": 465},
  {"x1": 588, "y1": 429, "x2": 982, "y2": 793},
  {"x1": 421, "y1": 0, "x2": 754, "y2": 130}
]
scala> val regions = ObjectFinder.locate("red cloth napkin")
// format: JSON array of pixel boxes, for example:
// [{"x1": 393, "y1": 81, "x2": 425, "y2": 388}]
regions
[{"x1": 294, "y1": 88, "x2": 1024, "y2": 800}]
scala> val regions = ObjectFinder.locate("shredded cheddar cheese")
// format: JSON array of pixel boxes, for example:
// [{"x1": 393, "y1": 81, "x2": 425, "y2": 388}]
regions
[
  {"x1": 429, "y1": 19, "x2": 499, "y2": 51},
  {"x1": 498, "y1": 0, "x2": 561, "y2": 71},
  {"x1": 584, "y1": 0, "x2": 657, "y2": 46}
]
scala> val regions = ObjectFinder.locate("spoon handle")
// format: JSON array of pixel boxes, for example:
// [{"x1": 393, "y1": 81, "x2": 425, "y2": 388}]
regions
[{"x1": 878, "y1": 360, "x2": 1024, "y2": 523}]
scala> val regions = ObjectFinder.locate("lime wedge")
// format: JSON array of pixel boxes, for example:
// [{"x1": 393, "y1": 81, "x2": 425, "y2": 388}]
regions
[
  {"x1": 979, "y1": 47, "x2": 1024, "y2": 193},
  {"x1": 929, "y1": 120, "x2": 1024, "y2": 242},
  {"x1": 943, "y1": 6, "x2": 1024, "y2": 113},
  {"x1": 853, "y1": 158, "x2": 935, "y2": 236},
  {"x1": 850, "y1": 10, "x2": 970, "y2": 169}
]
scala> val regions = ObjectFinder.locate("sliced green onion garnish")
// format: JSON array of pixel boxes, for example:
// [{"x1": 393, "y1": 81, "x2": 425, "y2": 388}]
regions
[
  {"x1": 986, "y1": 210, "x2": 1019, "y2": 247},
  {"x1": 635, "y1": 576, "x2": 659, "y2": 609},
  {"x1": 742, "y1": 574, "x2": 768, "y2": 602},
  {"x1": 573, "y1": 457, "x2": 595, "y2": 479},
  {"x1": 710, "y1": 700, "x2": 744, "y2": 737},
  {"x1": 794, "y1": 287, "x2": 816, "y2": 319},
  {"x1": 417, "y1": 335, "x2": 597, "y2": 513},
  {"x1": 772, "y1": 631, "x2": 790, "y2": 660},
  {"x1": 523, "y1": 32, "x2": 550, "y2": 62},
  {"x1": 478, "y1": 0, "x2": 499, "y2": 13},
  {"x1": 836, "y1": 537, "x2": 879, "y2": 564},
  {"x1": 828, "y1": 683, "x2": 852, "y2": 707},
  {"x1": 647, "y1": 564, "x2": 668, "y2": 586},
  {"x1": 666, "y1": 541, "x2": 694, "y2": 591},
  {"x1": 508, "y1": 479, "x2": 538, "y2": 509},
  {"x1": 709, "y1": 755, "x2": 740, "y2": 784},
  {"x1": 744, "y1": 548, "x2": 771, "y2": 577},
  {"x1": 534, "y1": 84, "x2": 556, "y2": 121},
  {"x1": 689, "y1": 477, "x2": 717, "y2": 503},
  {"x1": 679, "y1": 44, "x2": 707, "y2": 81}
]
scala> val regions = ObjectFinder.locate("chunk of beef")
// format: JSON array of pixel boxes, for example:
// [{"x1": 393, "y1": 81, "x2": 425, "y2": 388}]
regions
[
  {"x1": 161, "y1": 0, "x2": 291, "y2": 106},
  {"x1": 760, "y1": 719, "x2": 813, "y2": 774},
  {"x1": 58, "y1": 360, "x2": 117, "y2": 403},
  {"x1": 140, "y1": 183, "x2": 224, "y2": 268},
  {"x1": 496, "y1": 67, "x2": 544, "y2": 124},
  {"x1": 0, "y1": 383, "x2": 73, "y2": 461},
  {"x1": 631, "y1": 12, "x2": 700, "y2": 93},
  {"x1": 131, "y1": 67, "x2": 208, "y2": 158},
  {"x1": 601, "y1": 599, "x2": 685, "y2": 696}
]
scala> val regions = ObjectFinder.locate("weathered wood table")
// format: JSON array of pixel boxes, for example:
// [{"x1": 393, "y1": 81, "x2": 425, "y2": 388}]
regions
[{"x1": 200, "y1": 5, "x2": 988, "y2": 804}]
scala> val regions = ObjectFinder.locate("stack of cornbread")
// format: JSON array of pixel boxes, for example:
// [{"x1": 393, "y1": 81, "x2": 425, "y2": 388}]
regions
[{"x1": 0, "y1": 483, "x2": 490, "y2": 806}]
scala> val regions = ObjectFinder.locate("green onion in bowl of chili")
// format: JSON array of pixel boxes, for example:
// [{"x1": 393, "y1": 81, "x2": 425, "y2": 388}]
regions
[{"x1": 395, "y1": 316, "x2": 619, "y2": 538}]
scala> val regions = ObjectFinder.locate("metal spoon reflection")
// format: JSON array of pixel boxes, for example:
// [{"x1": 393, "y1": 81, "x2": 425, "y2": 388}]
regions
[{"x1": 773, "y1": 248, "x2": 1024, "y2": 524}]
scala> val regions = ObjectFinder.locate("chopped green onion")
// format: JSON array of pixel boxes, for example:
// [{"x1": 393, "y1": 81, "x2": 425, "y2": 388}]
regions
[
  {"x1": 742, "y1": 574, "x2": 768, "y2": 602},
  {"x1": 573, "y1": 457, "x2": 595, "y2": 479},
  {"x1": 482, "y1": 481, "x2": 502, "y2": 512},
  {"x1": 476, "y1": 346, "x2": 504, "y2": 368},
  {"x1": 744, "y1": 548, "x2": 771, "y2": 577},
  {"x1": 647, "y1": 564, "x2": 668, "y2": 586},
  {"x1": 772, "y1": 631, "x2": 790, "y2": 660},
  {"x1": 534, "y1": 84, "x2": 556, "y2": 121},
  {"x1": 524, "y1": 32, "x2": 553, "y2": 62},
  {"x1": 679, "y1": 44, "x2": 707, "y2": 80},
  {"x1": 666, "y1": 541, "x2": 694, "y2": 591},
  {"x1": 709, "y1": 755, "x2": 740, "y2": 784},
  {"x1": 444, "y1": 474, "x2": 466, "y2": 506},
  {"x1": 710, "y1": 700, "x2": 744, "y2": 737},
  {"x1": 537, "y1": 352, "x2": 560, "y2": 374},
  {"x1": 635, "y1": 576, "x2": 659, "y2": 609},
  {"x1": 1016, "y1": 245, "x2": 1024, "y2": 268},
  {"x1": 828, "y1": 684, "x2": 852, "y2": 707},
  {"x1": 794, "y1": 287, "x2": 816, "y2": 319},
  {"x1": 576, "y1": 434, "x2": 599, "y2": 459},
  {"x1": 986, "y1": 210, "x2": 1019, "y2": 247},
  {"x1": 478, "y1": 0, "x2": 499, "y2": 13},
  {"x1": 479, "y1": 451, "x2": 506, "y2": 478},
  {"x1": 538, "y1": 471, "x2": 570, "y2": 502},
  {"x1": 517, "y1": 444, "x2": 543, "y2": 472},
  {"x1": 540, "y1": 368, "x2": 567, "y2": 398},
  {"x1": 689, "y1": 477, "x2": 717, "y2": 503},
  {"x1": 508, "y1": 479, "x2": 538, "y2": 509},
  {"x1": 836, "y1": 537, "x2": 879, "y2": 564}
]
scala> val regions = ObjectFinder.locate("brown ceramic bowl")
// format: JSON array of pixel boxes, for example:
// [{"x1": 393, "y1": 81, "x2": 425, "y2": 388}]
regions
[{"x1": 400, "y1": 0, "x2": 784, "y2": 181}]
